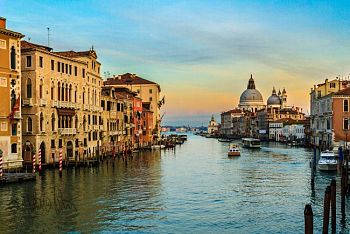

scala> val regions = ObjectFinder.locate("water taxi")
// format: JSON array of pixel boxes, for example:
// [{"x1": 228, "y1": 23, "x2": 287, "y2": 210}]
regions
[
  {"x1": 242, "y1": 138, "x2": 261, "y2": 149},
  {"x1": 228, "y1": 143, "x2": 240, "y2": 156},
  {"x1": 318, "y1": 150, "x2": 338, "y2": 171}
]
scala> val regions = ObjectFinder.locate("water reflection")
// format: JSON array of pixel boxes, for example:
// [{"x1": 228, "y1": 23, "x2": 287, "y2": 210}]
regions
[{"x1": 0, "y1": 135, "x2": 349, "y2": 233}]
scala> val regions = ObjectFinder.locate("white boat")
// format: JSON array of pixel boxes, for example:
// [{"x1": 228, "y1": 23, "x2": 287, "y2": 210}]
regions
[
  {"x1": 318, "y1": 150, "x2": 338, "y2": 171},
  {"x1": 228, "y1": 143, "x2": 240, "y2": 156},
  {"x1": 242, "y1": 138, "x2": 261, "y2": 149}
]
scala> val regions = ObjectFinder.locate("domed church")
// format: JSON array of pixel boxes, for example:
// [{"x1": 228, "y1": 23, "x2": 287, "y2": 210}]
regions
[
  {"x1": 239, "y1": 75, "x2": 265, "y2": 112},
  {"x1": 267, "y1": 87, "x2": 287, "y2": 108}
]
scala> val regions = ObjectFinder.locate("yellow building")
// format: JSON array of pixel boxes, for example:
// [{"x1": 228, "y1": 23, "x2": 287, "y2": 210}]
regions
[
  {"x1": 21, "y1": 41, "x2": 103, "y2": 165},
  {"x1": 0, "y1": 17, "x2": 24, "y2": 169},
  {"x1": 104, "y1": 73, "x2": 163, "y2": 136}
]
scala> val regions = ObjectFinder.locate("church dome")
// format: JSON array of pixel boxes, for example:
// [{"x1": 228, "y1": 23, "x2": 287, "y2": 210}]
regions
[
  {"x1": 267, "y1": 94, "x2": 281, "y2": 105},
  {"x1": 267, "y1": 87, "x2": 281, "y2": 106},
  {"x1": 239, "y1": 74, "x2": 264, "y2": 104}
]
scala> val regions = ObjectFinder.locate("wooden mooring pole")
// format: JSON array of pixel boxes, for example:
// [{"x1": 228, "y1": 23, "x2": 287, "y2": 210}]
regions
[
  {"x1": 341, "y1": 165, "x2": 346, "y2": 216},
  {"x1": 330, "y1": 179, "x2": 336, "y2": 234},
  {"x1": 304, "y1": 204, "x2": 313, "y2": 234},
  {"x1": 322, "y1": 186, "x2": 331, "y2": 234}
]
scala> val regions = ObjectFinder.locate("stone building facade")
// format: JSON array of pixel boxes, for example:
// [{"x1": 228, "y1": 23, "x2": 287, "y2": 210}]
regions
[{"x1": 21, "y1": 40, "x2": 103, "y2": 165}]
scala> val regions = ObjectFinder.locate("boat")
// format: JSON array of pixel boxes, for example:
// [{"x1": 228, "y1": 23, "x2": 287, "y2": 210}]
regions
[
  {"x1": 318, "y1": 150, "x2": 338, "y2": 171},
  {"x1": 179, "y1": 135, "x2": 188, "y2": 141},
  {"x1": 242, "y1": 138, "x2": 261, "y2": 149},
  {"x1": 228, "y1": 143, "x2": 240, "y2": 156},
  {"x1": 218, "y1": 138, "x2": 232, "y2": 143}
]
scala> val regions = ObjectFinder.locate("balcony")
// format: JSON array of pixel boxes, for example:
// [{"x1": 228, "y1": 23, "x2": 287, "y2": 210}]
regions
[
  {"x1": 52, "y1": 100, "x2": 58, "y2": 107},
  {"x1": 83, "y1": 104, "x2": 90, "y2": 111},
  {"x1": 58, "y1": 128, "x2": 77, "y2": 135},
  {"x1": 39, "y1": 99, "x2": 47, "y2": 106},
  {"x1": 22, "y1": 98, "x2": 33, "y2": 106}
]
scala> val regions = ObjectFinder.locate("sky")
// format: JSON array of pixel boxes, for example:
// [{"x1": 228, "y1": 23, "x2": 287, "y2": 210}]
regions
[{"x1": 3, "y1": 0, "x2": 350, "y2": 126}]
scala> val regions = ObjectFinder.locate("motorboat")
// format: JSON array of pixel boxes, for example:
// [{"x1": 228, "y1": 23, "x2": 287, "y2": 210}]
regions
[
  {"x1": 242, "y1": 138, "x2": 261, "y2": 149},
  {"x1": 228, "y1": 143, "x2": 240, "y2": 156},
  {"x1": 318, "y1": 150, "x2": 338, "y2": 171}
]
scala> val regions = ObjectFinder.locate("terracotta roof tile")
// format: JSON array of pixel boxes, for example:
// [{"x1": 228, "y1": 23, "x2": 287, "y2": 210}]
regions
[
  {"x1": 104, "y1": 73, "x2": 157, "y2": 85},
  {"x1": 335, "y1": 87, "x2": 350, "y2": 96},
  {"x1": 21, "y1": 40, "x2": 52, "y2": 51}
]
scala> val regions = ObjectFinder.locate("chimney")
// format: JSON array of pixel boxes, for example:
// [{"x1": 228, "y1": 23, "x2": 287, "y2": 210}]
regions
[{"x1": 0, "y1": 17, "x2": 6, "y2": 29}]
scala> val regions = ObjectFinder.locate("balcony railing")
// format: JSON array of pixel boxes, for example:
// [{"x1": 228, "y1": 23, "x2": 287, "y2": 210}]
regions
[
  {"x1": 22, "y1": 98, "x2": 33, "y2": 106},
  {"x1": 52, "y1": 100, "x2": 58, "y2": 107},
  {"x1": 58, "y1": 128, "x2": 77, "y2": 135},
  {"x1": 110, "y1": 111, "x2": 117, "y2": 116},
  {"x1": 83, "y1": 104, "x2": 90, "y2": 111}
]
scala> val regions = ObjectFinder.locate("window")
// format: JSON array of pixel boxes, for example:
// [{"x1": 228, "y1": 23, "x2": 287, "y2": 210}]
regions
[
  {"x1": 62, "y1": 63, "x2": 65, "y2": 73},
  {"x1": 11, "y1": 90, "x2": 16, "y2": 109},
  {"x1": 51, "y1": 113, "x2": 55, "y2": 131},
  {"x1": 74, "y1": 66, "x2": 77, "y2": 76},
  {"x1": 39, "y1": 56, "x2": 43, "y2": 68},
  {"x1": 69, "y1": 65, "x2": 72, "y2": 75},
  {"x1": 39, "y1": 80, "x2": 43, "y2": 99},
  {"x1": 149, "y1": 89, "x2": 152, "y2": 94},
  {"x1": 26, "y1": 78, "x2": 32, "y2": 98},
  {"x1": 149, "y1": 97, "x2": 152, "y2": 102},
  {"x1": 10, "y1": 46, "x2": 16, "y2": 70},
  {"x1": 344, "y1": 118, "x2": 349, "y2": 130},
  {"x1": 51, "y1": 60, "x2": 54, "y2": 70},
  {"x1": 27, "y1": 117, "x2": 32, "y2": 132},
  {"x1": 330, "y1": 83, "x2": 336, "y2": 88},
  {"x1": 344, "y1": 100, "x2": 349, "y2": 112},
  {"x1": 58, "y1": 62, "x2": 61, "y2": 72},
  {"x1": 40, "y1": 113, "x2": 44, "y2": 132},
  {"x1": 65, "y1": 64, "x2": 68, "y2": 74},
  {"x1": 11, "y1": 144, "x2": 17, "y2": 153},
  {"x1": 117, "y1": 103, "x2": 121, "y2": 111},
  {"x1": 51, "y1": 82, "x2": 54, "y2": 100},
  {"x1": 12, "y1": 123, "x2": 17, "y2": 136},
  {"x1": 51, "y1": 140, "x2": 55, "y2": 148},
  {"x1": 317, "y1": 91, "x2": 321, "y2": 98},
  {"x1": 82, "y1": 68, "x2": 85, "y2": 78},
  {"x1": 26, "y1": 56, "x2": 32, "y2": 67},
  {"x1": 101, "y1": 100, "x2": 105, "y2": 109}
]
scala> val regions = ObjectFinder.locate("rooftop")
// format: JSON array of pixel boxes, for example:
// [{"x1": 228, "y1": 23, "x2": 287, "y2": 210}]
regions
[{"x1": 105, "y1": 73, "x2": 158, "y2": 86}]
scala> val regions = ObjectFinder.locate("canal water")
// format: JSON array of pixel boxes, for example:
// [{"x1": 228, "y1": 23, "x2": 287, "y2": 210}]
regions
[{"x1": 0, "y1": 134, "x2": 349, "y2": 233}]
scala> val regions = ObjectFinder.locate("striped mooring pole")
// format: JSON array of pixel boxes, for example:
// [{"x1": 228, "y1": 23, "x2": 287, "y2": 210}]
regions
[
  {"x1": 38, "y1": 148, "x2": 42, "y2": 174},
  {"x1": 32, "y1": 153, "x2": 36, "y2": 174},
  {"x1": 0, "y1": 149, "x2": 3, "y2": 178},
  {"x1": 59, "y1": 148, "x2": 63, "y2": 177}
]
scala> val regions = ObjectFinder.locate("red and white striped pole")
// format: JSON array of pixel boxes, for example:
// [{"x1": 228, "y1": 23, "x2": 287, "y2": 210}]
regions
[
  {"x1": 0, "y1": 149, "x2": 3, "y2": 178},
  {"x1": 38, "y1": 148, "x2": 42, "y2": 174},
  {"x1": 59, "y1": 148, "x2": 63, "y2": 177},
  {"x1": 32, "y1": 153, "x2": 36, "y2": 174}
]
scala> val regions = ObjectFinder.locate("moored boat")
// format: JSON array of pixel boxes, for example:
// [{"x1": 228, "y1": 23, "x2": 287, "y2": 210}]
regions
[
  {"x1": 242, "y1": 138, "x2": 261, "y2": 149},
  {"x1": 218, "y1": 138, "x2": 232, "y2": 143},
  {"x1": 228, "y1": 143, "x2": 240, "y2": 156},
  {"x1": 318, "y1": 150, "x2": 338, "y2": 171}
]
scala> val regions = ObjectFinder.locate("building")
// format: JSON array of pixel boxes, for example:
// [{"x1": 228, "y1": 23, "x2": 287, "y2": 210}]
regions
[
  {"x1": 310, "y1": 78, "x2": 350, "y2": 149},
  {"x1": 207, "y1": 115, "x2": 219, "y2": 134},
  {"x1": 220, "y1": 109, "x2": 243, "y2": 137},
  {"x1": 142, "y1": 102, "x2": 154, "y2": 146},
  {"x1": 104, "y1": 73, "x2": 163, "y2": 137},
  {"x1": 0, "y1": 17, "x2": 24, "y2": 169},
  {"x1": 21, "y1": 41, "x2": 103, "y2": 165}
]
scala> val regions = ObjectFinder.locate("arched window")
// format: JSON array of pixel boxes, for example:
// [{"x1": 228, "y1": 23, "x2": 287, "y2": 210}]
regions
[
  {"x1": 83, "y1": 116, "x2": 86, "y2": 131},
  {"x1": 27, "y1": 78, "x2": 32, "y2": 98},
  {"x1": 82, "y1": 88, "x2": 85, "y2": 104},
  {"x1": 40, "y1": 113, "x2": 44, "y2": 132},
  {"x1": 61, "y1": 84, "x2": 65, "y2": 101},
  {"x1": 51, "y1": 113, "x2": 55, "y2": 131},
  {"x1": 58, "y1": 82, "x2": 61, "y2": 101},
  {"x1": 75, "y1": 87, "x2": 77, "y2": 102},
  {"x1": 27, "y1": 117, "x2": 33, "y2": 132},
  {"x1": 69, "y1": 84, "x2": 72, "y2": 102},
  {"x1": 10, "y1": 46, "x2": 16, "y2": 70},
  {"x1": 65, "y1": 84, "x2": 68, "y2": 101}
]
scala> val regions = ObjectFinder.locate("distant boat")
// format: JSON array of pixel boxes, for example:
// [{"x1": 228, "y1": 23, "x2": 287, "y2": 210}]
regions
[
  {"x1": 228, "y1": 143, "x2": 240, "y2": 156},
  {"x1": 318, "y1": 150, "x2": 338, "y2": 171},
  {"x1": 242, "y1": 138, "x2": 261, "y2": 149}
]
